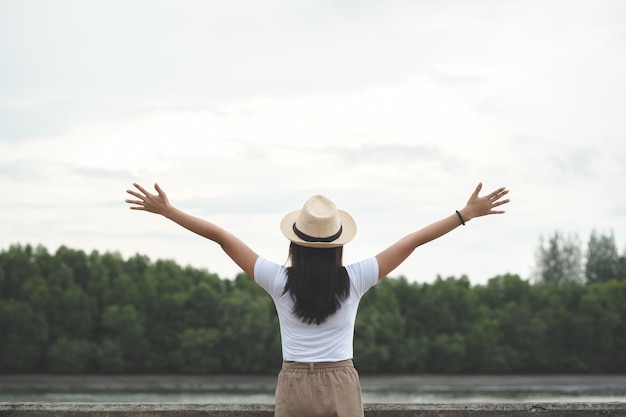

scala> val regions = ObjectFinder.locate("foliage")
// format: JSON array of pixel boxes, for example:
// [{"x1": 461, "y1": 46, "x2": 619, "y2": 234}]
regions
[
  {"x1": 535, "y1": 230, "x2": 626, "y2": 284},
  {"x1": 535, "y1": 232, "x2": 584, "y2": 283},
  {"x1": 1, "y1": 242, "x2": 625, "y2": 374},
  {"x1": 585, "y1": 230, "x2": 622, "y2": 283}
]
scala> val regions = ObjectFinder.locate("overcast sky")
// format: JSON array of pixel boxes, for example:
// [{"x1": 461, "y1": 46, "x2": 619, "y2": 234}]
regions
[{"x1": 2, "y1": 0, "x2": 625, "y2": 284}]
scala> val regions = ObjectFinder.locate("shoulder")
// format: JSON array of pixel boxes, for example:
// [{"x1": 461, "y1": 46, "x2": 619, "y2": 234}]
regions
[
  {"x1": 345, "y1": 257, "x2": 379, "y2": 295},
  {"x1": 345, "y1": 257, "x2": 379, "y2": 276},
  {"x1": 254, "y1": 257, "x2": 287, "y2": 297}
]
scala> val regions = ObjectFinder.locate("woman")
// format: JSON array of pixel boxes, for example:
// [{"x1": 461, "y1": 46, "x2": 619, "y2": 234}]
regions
[{"x1": 125, "y1": 182, "x2": 509, "y2": 416}]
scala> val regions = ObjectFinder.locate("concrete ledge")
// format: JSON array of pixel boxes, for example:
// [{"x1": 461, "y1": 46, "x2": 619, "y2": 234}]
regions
[{"x1": 1, "y1": 403, "x2": 626, "y2": 416}]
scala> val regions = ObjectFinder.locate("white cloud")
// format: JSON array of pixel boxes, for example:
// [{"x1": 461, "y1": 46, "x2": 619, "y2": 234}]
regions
[{"x1": 1, "y1": 0, "x2": 625, "y2": 283}]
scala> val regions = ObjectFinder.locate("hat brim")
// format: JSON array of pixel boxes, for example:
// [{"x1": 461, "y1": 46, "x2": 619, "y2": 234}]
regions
[{"x1": 280, "y1": 209, "x2": 357, "y2": 248}]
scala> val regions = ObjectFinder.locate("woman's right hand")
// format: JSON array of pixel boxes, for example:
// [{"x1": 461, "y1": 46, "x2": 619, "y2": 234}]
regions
[{"x1": 125, "y1": 182, "x2": 172, "y2": 216}]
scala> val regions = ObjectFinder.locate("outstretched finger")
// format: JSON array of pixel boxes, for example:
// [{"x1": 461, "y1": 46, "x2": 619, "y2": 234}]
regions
[
  {"x1": 491, "y1": 198, "x2": 510, "y2": 208},
  {"x1": 133, "y1": 182, "x2": 151, "y2": 196},
  {"x1": 126, "y1": 189, "x2": 144, "y2": 199},
  {"x1": 154, "y1": 183, "x2": 165, "y2": 197},
  {"x1": 489, "y1": 187, "x2": 508, "y2": 201},
  {"x1": 471, "y1": 182, "x2": 483, "y2": 199}
]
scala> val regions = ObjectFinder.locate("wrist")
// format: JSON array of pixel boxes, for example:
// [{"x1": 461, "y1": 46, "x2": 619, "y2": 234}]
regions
[
  {"x1": 455, "y1": 210, "x2": 465, "y2": 226},
  {"x1": 161, "y1": 204, "x2": 177, "y2": 219},
  {"x1": 457, "y1": 208, "x2": 473, "y2": 224}
]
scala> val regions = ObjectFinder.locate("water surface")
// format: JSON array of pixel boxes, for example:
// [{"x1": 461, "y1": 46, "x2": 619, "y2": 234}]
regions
[{"x1": 1, "y1": 374, "x2": 625, "y2": 403}]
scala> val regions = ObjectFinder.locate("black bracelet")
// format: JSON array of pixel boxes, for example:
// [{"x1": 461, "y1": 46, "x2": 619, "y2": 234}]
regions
[{"x1": 455, "y1": 210, "x2": 466, "y2": 226}]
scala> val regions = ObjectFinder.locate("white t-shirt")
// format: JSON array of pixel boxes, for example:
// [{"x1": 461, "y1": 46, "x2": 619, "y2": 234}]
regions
[{"x1": 254, "y1": 256, "x2": 379, "y2": 362}]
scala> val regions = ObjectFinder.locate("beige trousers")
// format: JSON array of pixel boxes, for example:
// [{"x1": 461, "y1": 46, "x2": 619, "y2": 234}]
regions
[{"x1": 274, "y1": 359, "x2": 364, "y2": 417}]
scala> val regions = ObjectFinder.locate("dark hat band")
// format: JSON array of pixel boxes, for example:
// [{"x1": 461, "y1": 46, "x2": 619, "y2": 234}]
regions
[{"x1": 292, "y1": 223, "x2": 343, "y2": 243}]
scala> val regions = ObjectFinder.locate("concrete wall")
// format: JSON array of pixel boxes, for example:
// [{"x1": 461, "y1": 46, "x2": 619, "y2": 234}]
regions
[{"x1": 1, "y1": 403, "x2": 626, "y2": 417}]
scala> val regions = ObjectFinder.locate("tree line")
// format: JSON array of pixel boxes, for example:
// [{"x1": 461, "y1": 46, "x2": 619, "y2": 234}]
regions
[
  {"x1": 0, "y1": 230, "x2": 624, "y2": 374},
  {"x1": 535, "y1": 230, "x2": 626, "y2": 284}
]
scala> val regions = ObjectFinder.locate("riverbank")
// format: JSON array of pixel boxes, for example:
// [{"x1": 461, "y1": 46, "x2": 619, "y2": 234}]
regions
[
  {"x1": 2, "y1": 374, "x2": 626, "y2": 392},
  {"x1": 2, "y1": 402, "x2": 626, "y2": 417}
]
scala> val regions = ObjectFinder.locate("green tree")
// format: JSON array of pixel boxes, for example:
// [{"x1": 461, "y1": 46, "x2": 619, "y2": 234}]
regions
[
  {"x1": 218, "y1": 274, "x2": 280, "y2": 373},
  {"x1": 102, "y1": 304, "x2": 148, "y2": 371},
  {"x1": 603, "y1": 280, "x2": 626, "y2": 369},
  {"x1": 473, "y1": 274, "x2": 533, "y2": 372},
  {"x1": 47, "y1": 337, "x2": 96, "y2": 373},
  {"x1": 387, "y1": 277, "x2": 429, "y2": 371},
  {"x1": 4, "y1": 242, "x2": 626, "y2": 374},
  {"x1": 175, "y1": 328, "x2": 223, "y2": 373},
  {"x1": 49, "y1": 282, "x2": 95, "y2": 341},
  {"x1": 183, "y1": 277, "x2": 225, "y2": 329},
  {"x1": 530, "y1": 281, "x2": 589, "y2": 371},
  {"x1": 430, "y1": 333, "x2": 466, "y2": 373},
  {"x1": 55, "y1": 246, "x2": 91, "y2": 290},
  {"x1": 355, "y1": 279, "x2": 408, "y2": 372},
  {"x1": 0, "y1": 244, "x2": 40, "y2": 299},
  {"x1": 0, "y1": 300, "x2": 48, "y2": 372},
  {"x1": 585, "y1": 230, "x2": 620, "y2": 283},
  {"x1": 418, "y1": 276, "x2": 480, "y2": 372},
  {"x1": 535, "y1": 231, "x2": 583, "y2": 283},
  {"x1": 619, "y1": 251, "x2": 626, "y2": 281},
  {"x1": 464, "y1": 315, "x2": 510, "y2": 372},
  {"x1": 95, "y1": 338, "x2": 125, "y2": 373}
]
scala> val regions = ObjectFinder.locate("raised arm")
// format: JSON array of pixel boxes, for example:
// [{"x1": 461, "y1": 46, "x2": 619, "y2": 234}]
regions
[
  {"x1": 375, "y1": 182, "x2": 509, "y2": 280},
  {"x1": 125, "y1": 183, "x2": 259, "y2": 278}
]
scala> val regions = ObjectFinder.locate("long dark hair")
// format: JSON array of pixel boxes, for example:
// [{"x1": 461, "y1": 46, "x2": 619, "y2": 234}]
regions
[{"x1": 282, "y1": 242, "x2": 350, "y2": 325}]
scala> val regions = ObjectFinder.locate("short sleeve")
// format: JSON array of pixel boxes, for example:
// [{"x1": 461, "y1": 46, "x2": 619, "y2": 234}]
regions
[
  {"x1": 345, "y1": 257, "x2": 379, "y2": 297},
  {"x1": 254, "y1": 257, "x2": 287, "y2": 299}
]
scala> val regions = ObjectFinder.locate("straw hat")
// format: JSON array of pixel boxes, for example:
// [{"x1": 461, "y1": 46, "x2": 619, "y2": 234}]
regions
[{"x1": 280, "y1": 195, "x2": 357, "y2": 248}]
